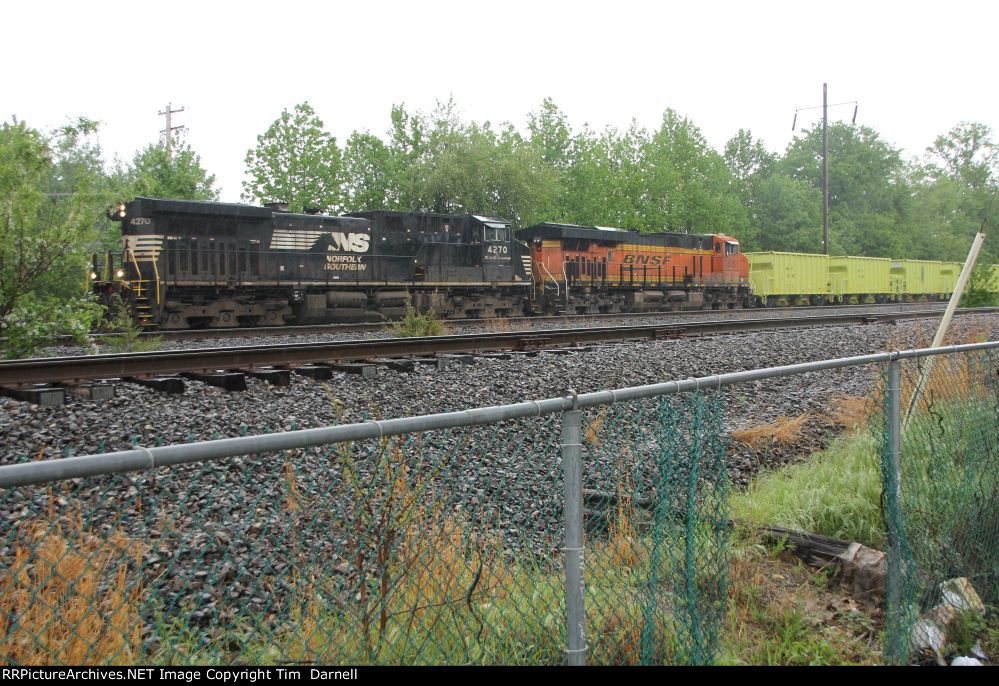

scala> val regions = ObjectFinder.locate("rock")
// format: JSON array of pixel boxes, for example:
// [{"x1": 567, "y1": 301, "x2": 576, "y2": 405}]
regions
[
  {"x1": 837, "y1": 542, "x2": 886, "y2": 602},
  {"x1": 951, "y1": 656, "x2": 983, "y2": 666},
  {"x1": 910, "y1": 577, "x2": 987, "y2": 666}
]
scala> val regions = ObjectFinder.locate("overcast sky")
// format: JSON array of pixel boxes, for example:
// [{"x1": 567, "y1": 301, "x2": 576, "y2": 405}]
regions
[{"x1": 5, "y1": 0, "x2": 996, "y2": 201}]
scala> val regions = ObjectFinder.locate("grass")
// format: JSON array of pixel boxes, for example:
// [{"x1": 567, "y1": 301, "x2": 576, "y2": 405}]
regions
[
  {"x1": 730, "y1": 413, "x2": 812, "y2": 450},
  {"x1": 0, "y1": 507, "x2": 145, "y2": 665},
  {"x1": 730, "y1": 431, "x2": 884, "y2": 547},
  {"x1": 102, "y1": 295, "x2": 162, "y2": 353},
  {"x1": 720, "y1": 551, "x2": 881, "y2": 665}
]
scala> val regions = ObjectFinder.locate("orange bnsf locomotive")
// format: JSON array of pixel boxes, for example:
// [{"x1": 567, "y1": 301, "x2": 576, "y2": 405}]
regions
[{"x1": 518, "y1": 222, "x2": 750, "y2": 314}]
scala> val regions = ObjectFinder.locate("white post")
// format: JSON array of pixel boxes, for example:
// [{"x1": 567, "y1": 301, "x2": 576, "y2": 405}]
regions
[{"x1": 904, "y1": 232, "x2": 986, "y2": 424}]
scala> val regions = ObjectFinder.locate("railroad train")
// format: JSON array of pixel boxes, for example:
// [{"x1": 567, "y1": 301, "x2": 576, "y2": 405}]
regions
[
  {"x1": 745, "y1": 252, "x2": 973, "y2": 307},
  {"x1": 91, "y1": 197, "x2": 995, "y2": 329}
]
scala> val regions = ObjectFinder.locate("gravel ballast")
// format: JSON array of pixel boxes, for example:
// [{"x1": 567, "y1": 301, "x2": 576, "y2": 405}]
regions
[{"x1": 0, "y1": 315, "x2": 995, "y2": 643}]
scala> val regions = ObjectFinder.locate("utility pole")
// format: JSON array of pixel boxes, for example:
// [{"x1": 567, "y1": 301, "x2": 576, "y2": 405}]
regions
[
  {"x1": 823, "y1": 83, "x2": 829, "y2": 256},
  {"x1": 792, "y1": 85, "x2": 858, "y2": 255},
  {"x1": 159, "y1": 103, "x2": 186, "y2": 161}
]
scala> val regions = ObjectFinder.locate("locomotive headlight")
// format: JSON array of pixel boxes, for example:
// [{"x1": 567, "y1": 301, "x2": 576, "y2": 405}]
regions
[
  {"x1": 90, "y1": 271, "x2": 98, "y2": 280},
  {"x1": 106, "y1": 202, "x2": 128, "y2": 221},
  {"x1": 116, "y1": 269, "x2": 125, "y2": 278}
]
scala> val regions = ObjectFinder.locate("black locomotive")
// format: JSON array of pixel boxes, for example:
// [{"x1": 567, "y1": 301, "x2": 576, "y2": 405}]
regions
[{"x1": 93, "y1": 198, "x2": 533, "y2": 328}]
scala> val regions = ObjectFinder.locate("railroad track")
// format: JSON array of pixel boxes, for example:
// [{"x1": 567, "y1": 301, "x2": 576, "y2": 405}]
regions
[
  {"x1": 1, "y1": 308, "x2": 995, "y2": 395},
  {"x1": 61, "y1": 301, "x2": 950, "y2": 343}
]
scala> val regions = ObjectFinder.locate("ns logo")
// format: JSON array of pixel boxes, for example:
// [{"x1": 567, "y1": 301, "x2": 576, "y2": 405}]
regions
[{"x1": 327, "y1": 232, "x2": 370, "y2": 253}]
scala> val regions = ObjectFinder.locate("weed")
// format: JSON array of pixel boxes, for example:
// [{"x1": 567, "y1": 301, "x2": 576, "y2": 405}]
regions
[
  {"x1": 0, "y1": 508, "x2": 145, "y2": 665},
  {"x1": 103, "y1": 295, "x2": 162, "y2": 353},
  {"x1": 388, "y1": 303, "x2": 449, "y2": 338}
]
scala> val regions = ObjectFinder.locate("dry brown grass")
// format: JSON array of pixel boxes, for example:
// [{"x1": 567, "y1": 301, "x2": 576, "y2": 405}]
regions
[
  {"x1": 584, "y1": 407, "x2": 607, "y2": 446},
  {"x1": 827, "y1": 395, "x2": 872, "y2": 430},
  {"x1": 0, "y1": 508, "x2": 145, "y2": 665},
  {"x1": 722, "y1": 549, "x2": 881, "y2": 665},
  {"x1": 729, "y1": 414, "x2": 812, "y2": 450},
  {"x1": 483, "y1": 317, "x2": 514, "y2": 333}
]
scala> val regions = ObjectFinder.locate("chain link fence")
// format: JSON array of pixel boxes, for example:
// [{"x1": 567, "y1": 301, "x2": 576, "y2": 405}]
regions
[
  {"x1": 0, "y1": 391, "x2": 731, "y2": 665},
  {"x1": 879, "y1": 346, "x2": 999, "y2": 665},
  {"x1": 0, "y1": 341, "x2": 996, "y2": 665}
]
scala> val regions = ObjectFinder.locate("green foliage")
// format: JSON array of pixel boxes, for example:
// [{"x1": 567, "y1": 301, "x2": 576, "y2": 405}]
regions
[
  {"x1": 947, "y1": 609, "x2": 988, "y2": 657},
  {"x1": 388, "y1": 303, "x2": 448, "y2": 337},
  {"x1": 961, "y1": 262, "x2": 998, "y2": 307},
  {"x1": 729, "y1": 432, "x2": 884, "y2": 547},
  {"x1": 0, "y1": 118, "x2": 109, "y2": 355},
  {"x1": 752, "y1": 609, "x2": 841, "y2": 666},
  {"x1": 390, "y1": 99, "x2": 559, "y2": 227},
  {"x1": 926, "y1": 121, "x2": 997, "y2": 191},
  {"x1": 2, "y1": 295, "x2": 102, "y2": 359},
  {"x1": 122, "y1": 142, "x2": 218, "y2": 201},
  {"x1": 102, "y1": 295, "x2": 162, "y2": 353},
  {"x1": 242, "y1": 102, "x2": 343, "y2": 213}
]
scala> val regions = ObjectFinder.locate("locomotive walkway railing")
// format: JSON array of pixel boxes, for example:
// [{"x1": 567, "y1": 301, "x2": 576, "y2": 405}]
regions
[{"x1": 0, "y1": 340, "x2": 996, "y2": 664}]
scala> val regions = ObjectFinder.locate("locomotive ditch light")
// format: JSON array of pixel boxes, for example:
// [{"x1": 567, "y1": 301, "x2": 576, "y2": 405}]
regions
[
  {"x1": 90, "y1": 271, "x2": 98, "y2": 280},
  {"x1": 116, "y1": 269, "x2": 125, "y2": 278}
]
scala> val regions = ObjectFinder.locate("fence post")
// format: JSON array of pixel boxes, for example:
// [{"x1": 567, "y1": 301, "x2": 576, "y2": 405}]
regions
[
  {"x1": 884, "y1": 357, "x2": 905, "y2": 664},
  {"x1": 887, "y1": 358, "x2": 902, "y2": 504},
  {"x1": 561, "y1": 397, "x2": 587, "y2": 665}
]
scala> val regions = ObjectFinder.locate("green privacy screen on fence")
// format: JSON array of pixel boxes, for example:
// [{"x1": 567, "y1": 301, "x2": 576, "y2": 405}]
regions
[
  {"x1": 3, "y1": 341, "x2": 997, "y2": 665},
  {"x1": 0, "y1": 391, "x2": 730, "y2": 665},
  {"x1": 879, "y1": 347, "x2": 999, "y2": 665}
]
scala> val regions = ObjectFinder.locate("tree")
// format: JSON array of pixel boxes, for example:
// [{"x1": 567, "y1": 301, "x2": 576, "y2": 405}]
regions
[
  {"x1": 0, "y1": 119, "x2": 105, "y2": 357},
  {"x1": 778, "y1": 123, "x2": 910, "y2": 256},
  {"x1": 341, "y1": 131, "x2": 395, "y2": 211},
  {"x1": 388, "y1": 99, "x2": 557, "y2": 226},
  {"x1": 642, "y1": 110, "x2": 749, "y2": 236},
  {"x1": 561, "y1": 122, "x2": 649, "y2": 229},
  {"x1": 907, "y1": 123, "x2": 999, "y2": 266},
  {"x1": 243, "y1": 102, "x2": 343, "y2": 213},
  {"x1": 527, "y1": 98, "x2": 573, "y2": 172},
  {"x1": 926, "y1": 122, "x2": 998, "y2": 190},
  {"x1": 724, "y1": 128, "x2": 776, "y2": 184},
  {"x1": 124, "y1": 142, "x2": 218, "y2": 201}
]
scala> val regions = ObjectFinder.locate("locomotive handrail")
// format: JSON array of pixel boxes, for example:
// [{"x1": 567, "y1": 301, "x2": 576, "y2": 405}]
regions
[
  {"x1": 539, "y1": 262, "x2": 560, "y2": 297},
  {"x1": 561, "y1": 260, "x2": 570, "y2": 307},
  {"x1": 151, "y1": 251, "x2": 161, "y2": 305}
]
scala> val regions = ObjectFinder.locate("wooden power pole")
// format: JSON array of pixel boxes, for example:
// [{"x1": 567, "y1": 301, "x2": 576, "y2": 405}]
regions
[{"x1": 159, "y1": 103, "x2": 186, "y2": 160}]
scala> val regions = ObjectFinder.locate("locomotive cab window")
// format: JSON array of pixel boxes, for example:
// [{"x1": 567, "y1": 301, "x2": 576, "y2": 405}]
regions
[
  {"x1": 725, "y1": 241, "x2": 739, "y2": 255},
  {"x1": 484, "y1": 224, "x2": 508, "y2": 242}
]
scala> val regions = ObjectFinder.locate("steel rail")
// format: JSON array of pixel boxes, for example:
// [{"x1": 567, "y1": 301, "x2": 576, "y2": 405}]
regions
[
  {"x1": 65, "y1": 301, "x2": 950, "y2": 343},
  {"x1": 1, "y1": 339, "x2": 996, "y2": 488},
  {"x1": 1, "y1": 308, "x2": 995, "y2": 388}
]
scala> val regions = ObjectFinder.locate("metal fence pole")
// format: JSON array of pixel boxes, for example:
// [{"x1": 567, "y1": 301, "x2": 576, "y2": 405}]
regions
[
  {"x1": 561, "y1": 398, "x2": 587, "y2": 665},
  {"x1": 887, "y1": 359, "x2": 902, "y2": 504},
  {"x1": 884, "y1": 356, "x2": 905, "y2": 665}
]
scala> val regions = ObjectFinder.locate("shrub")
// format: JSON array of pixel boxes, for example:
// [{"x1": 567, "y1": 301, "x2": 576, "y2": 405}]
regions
[{"x1": 388, "y1": 303, "x2": 449, "y2": 338}]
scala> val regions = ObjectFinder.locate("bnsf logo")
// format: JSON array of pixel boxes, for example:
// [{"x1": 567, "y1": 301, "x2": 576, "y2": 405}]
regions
[
  {"x1": 327, "y1": 233, "x2": 370, "y2": 253},
  {"x1": 622, "y1": 254, "x2": 670, "y2": 266}
]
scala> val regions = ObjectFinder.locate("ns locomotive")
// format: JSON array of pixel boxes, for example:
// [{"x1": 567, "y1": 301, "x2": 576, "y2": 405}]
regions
[{"x1": 91, "y1": 197, "x2": 750, "y2": 328}]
